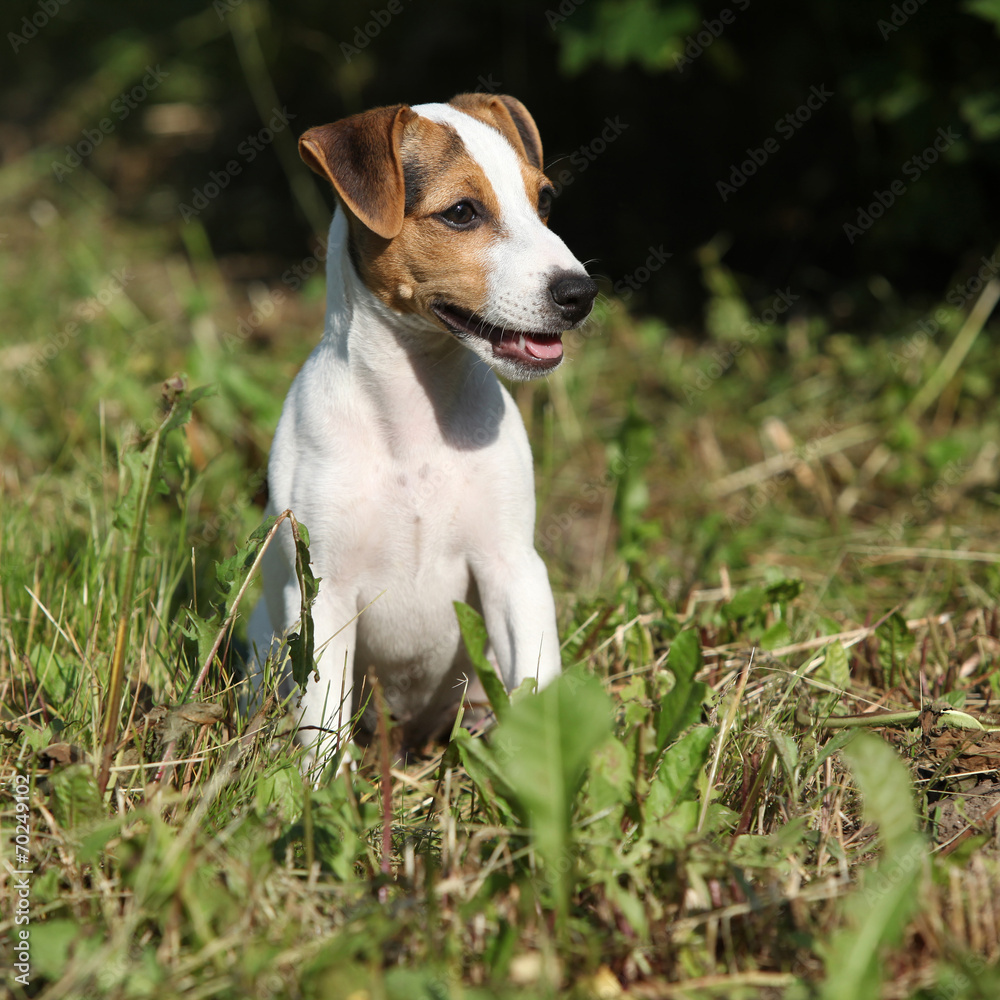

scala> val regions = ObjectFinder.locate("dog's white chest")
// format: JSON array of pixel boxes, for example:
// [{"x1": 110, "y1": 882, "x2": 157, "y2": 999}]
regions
[{"x1": 247, "y1": 92, "x2": 595, "y2": 758}]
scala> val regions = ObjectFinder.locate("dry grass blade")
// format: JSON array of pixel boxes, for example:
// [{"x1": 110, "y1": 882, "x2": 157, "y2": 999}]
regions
[
  {"x1": 706, "y1": 423, "x2": 878, "y2": 497},
  {"x1": 906, "y1": 274, "x2": 1000, "y2": 422}
]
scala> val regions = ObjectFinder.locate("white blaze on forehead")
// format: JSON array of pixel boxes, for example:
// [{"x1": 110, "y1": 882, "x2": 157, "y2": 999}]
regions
[
  {"x1": 412, "y1": 103, "x2": 539, "y2": 225},
  {"x1": 412, "y1": 103, "x2": 586, "y2": 307}
]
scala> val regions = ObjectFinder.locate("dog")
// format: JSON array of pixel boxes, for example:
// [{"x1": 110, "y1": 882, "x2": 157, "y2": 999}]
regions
[{"x1": 246, "y1": 94, "x2": 598, "y2": 766}]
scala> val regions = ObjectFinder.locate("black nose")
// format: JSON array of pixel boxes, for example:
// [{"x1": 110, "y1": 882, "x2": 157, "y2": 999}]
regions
[{"x1": 549, "y1": 271, "x2": 598, "y2": 324}]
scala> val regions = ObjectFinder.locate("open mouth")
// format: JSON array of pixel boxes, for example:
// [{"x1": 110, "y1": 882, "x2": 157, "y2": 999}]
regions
[{"x1": 431, "y1": 303, "x2": 564, "y2": 368}]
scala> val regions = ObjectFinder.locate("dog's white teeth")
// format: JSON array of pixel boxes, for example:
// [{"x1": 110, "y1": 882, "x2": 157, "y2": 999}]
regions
[{"x1": 517, "y1": 334, "x2": 526, "y2": 353}]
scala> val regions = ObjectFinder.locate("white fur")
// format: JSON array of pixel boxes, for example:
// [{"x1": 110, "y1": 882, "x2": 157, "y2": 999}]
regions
[
  {"x1": 413, "y1": 103, "x2": 591, "y2": 372},
  {"x1": 247, "y1": 103, "x2": 592, "y2": 766}
]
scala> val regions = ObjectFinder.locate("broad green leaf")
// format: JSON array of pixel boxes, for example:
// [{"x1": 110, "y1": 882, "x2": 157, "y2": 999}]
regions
[
  {"x1": 769, "y1": 729, "x2": 800, "y2": 798},
  {"x1": 843, "y1": 733, "x2": 918, "y2": 855},
  {"x1": 78, "y1": 817, "x2": 130, "y2": 863},
  {"x1": 487, "y1": 668, "x2": 613, "y2": 914},
  {"x1": 454, "y1": 601, "x2": 509, "y2": 721},
  {"x1": 586, "y1": 734, "x2": 634, "y2": 815},
  {"x1": 30, "y1": 646, "x2": 78, "y2": 708},
  {"x1": 179, "y1": 608, "x2": 220, "y2": 676},
  {"x1": 619, "y1": 673, "x2": 649, "y2": 727},
  {"x1": 818, "y1": 641, "x2": 851, "y2": 690},
  {"x1": 760, "y1": 620, "x2": 791, "y2": 650},
  {"x1": 48, "y1": 764, "x2": 104, "y2": 830},
  {"x1": 255, "y1": 763, "x2": 304, "y2": 824},
  {"x1": 820, "y1": 734, "x2": 925, "y2": 1000},
  {"x1": 247, "y1": 513, "x2": 284, "y2": 545},
  {"x1": 157, "y1": 381, "x2": 214, "y2": 436},
  {"x1": 215, "y1": 534, "x2": 258, "y2": 604},
  {"x1": 939, "y1": 710, "x2": 985, "y2": 730},
  {"x1": 876, "y1": 611, "x2": 914, "y2": 680},
  {"x1": 656, "y1": 724, "x2": 716, "y2": 809},
  {"x1": 764, "y1": 576, "x2": 804, "y2": 606},
  {"x1": 450, "y1": 728, "x2": 516, "y2": 824},
  {"x1": 27, "y1": 919, "x2": 80, "y2": 980},
  {"x1": 724, "y1": 586, "x2": 766, "y2": 621},
  {"x1": 656, "y1": 629, "x2": 707, "y2": 752}
]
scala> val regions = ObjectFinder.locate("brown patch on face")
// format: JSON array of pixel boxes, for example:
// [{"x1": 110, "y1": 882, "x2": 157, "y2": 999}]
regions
[{"x1": 349, "y1": 116, "x2": 501, "y2": 322}]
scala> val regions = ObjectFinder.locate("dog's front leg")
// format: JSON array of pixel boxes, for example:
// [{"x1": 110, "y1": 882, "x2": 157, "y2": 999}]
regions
[
  {"x1": 294, "y1": 591, "x2": 360, "y2": 766},
  {"x1": 473, "y1": 550, "x2": 562, "y2": 694}
]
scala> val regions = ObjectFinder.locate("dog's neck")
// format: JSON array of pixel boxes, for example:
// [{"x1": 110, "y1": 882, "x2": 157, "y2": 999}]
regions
[{"x1": 320, "y1": 208, "x2": 504, "y2": 449}]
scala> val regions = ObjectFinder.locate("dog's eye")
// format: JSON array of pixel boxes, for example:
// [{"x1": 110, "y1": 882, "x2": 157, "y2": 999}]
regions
[
  {"x1": 438, "y1": 201, "x2": 478, "y2": 228},
  {"x1": 537, "y1": 188, "x2": 554, "y2": 221}
]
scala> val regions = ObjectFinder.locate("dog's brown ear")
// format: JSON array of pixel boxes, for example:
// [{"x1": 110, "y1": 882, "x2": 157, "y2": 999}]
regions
[
  {"x1": 449, "y1": 93, "x2": 544, "y2": 170},
  {"x1": 299, "y1": 104, "x2": 417, "y2": 240}
]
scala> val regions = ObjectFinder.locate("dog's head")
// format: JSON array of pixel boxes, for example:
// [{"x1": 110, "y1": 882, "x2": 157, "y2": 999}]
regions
[{"x1": 299, "y1": 94, "x2": 597, "y2": 381}]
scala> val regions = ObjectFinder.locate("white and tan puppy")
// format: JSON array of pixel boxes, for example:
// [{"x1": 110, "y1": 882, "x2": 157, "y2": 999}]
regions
[{"x1": 247, "y1": 94, "x2": 597, "y2": 764}]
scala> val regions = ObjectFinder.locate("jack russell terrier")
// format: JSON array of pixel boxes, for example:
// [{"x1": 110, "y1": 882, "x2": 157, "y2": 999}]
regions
[{"x1": 246, "y1": 93, "x2": 598, "y2": 765}]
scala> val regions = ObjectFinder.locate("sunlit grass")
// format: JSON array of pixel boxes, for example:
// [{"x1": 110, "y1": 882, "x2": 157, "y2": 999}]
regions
[{"x1": 2, "y1": 148, "x2": 1000, "y2": 999}]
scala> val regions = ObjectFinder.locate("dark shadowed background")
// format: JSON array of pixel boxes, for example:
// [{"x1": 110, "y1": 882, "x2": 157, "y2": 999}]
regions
[{"x1": 4, "y1": 0, "x2": 999, "y2": 330}]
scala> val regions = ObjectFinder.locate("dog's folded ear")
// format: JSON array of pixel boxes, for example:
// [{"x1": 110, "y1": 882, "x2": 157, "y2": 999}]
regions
[
  {"x1": 448, "y1": 94, "x2": 544, "y2": 170},
  {"x1": 299, "y1": 104, "x2": 417, "y2": 240}
]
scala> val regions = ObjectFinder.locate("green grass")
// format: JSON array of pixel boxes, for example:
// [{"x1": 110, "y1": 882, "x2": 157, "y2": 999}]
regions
[{"x1": 3, "y1": 152, "x2": 1000, "y2": 1000}]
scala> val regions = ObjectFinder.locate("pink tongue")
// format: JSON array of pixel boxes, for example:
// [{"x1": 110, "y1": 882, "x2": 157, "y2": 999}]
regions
[{"x1": 524, "y1": 335, "x2": 563, "y2": 360}]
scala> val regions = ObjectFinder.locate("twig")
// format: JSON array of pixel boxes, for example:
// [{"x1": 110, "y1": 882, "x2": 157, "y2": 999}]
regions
[
  {"x1": 374, "y1": 675, "x2": 394, "y2": 893},
  {"x1": 23, "y1": 586, "x2": 85, "y2": 661},
  {"x1": 937, "y1": 795, "x2": 1000, "y2": 857},
  {"x1": 632, "y1": 971, "x2": 797, "y2": 997},
  {"x1": 98, "y1": 390, "x2": 182, "y2": 796},
  {"x1": 905, "y1": 274, "x2": 1000, "y2": 422},
  {"x1": 699, "y1": 648, "x2": 754, "y2": 833},
  {"x1": 154, "y1": 510, "x2": 299, "y2": 787},
  {"x1": 845, "y1": 546, "x2": 1000, "y2": 565},
  {"x1": 228, "y1": 4, "x2": 328, "y2": 235},
  {"x1": 707, "y1": 423, "x2": 878, "y2": 498},
  {"x1": 190, "y1": 511, "x2": 293, "y2": 696}
]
